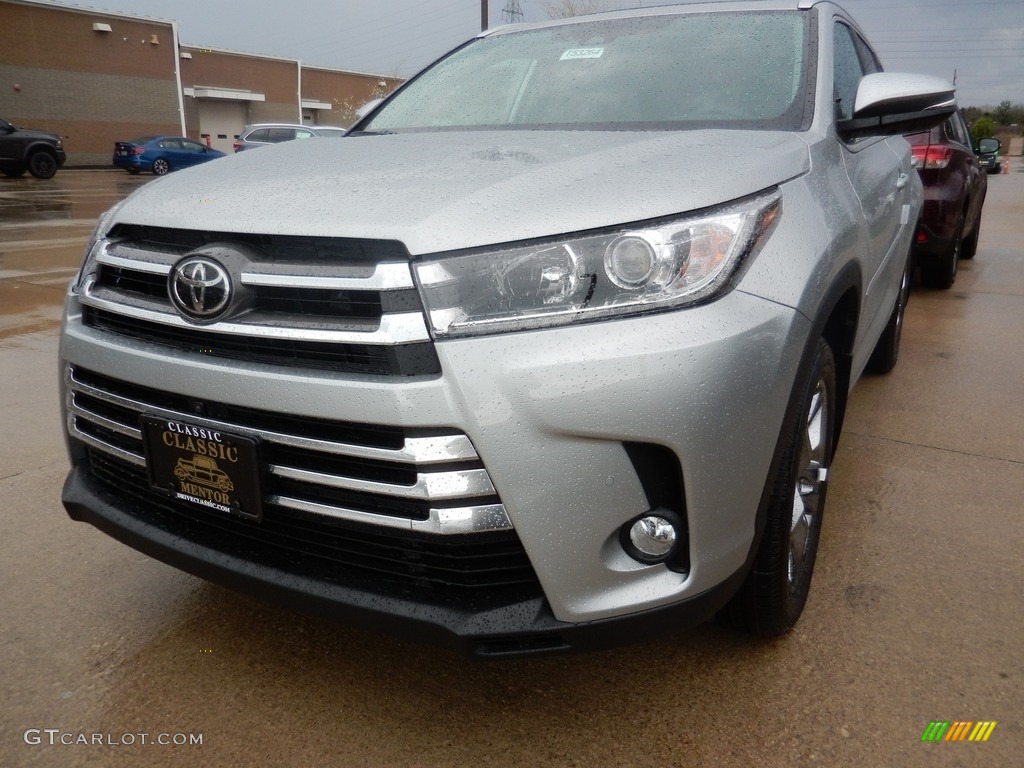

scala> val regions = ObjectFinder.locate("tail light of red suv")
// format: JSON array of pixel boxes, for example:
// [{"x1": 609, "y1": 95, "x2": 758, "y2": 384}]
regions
[{"x1": 911, "y1": 144, "x2": 952, "y2": 170}]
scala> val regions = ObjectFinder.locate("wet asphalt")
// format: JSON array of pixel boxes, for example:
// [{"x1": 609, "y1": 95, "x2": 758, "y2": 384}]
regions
[{"x1": 1, "y1": 168, "x2": 1021, "y2": 767}]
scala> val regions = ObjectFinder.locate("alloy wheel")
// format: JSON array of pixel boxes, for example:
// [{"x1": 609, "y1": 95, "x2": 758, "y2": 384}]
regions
[{"x1": 789, "y1": 381, "x2": 829, "y2": 588}]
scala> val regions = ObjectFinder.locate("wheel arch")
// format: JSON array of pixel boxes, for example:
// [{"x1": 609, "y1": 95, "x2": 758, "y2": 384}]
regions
[
  {"x1": 807, "y1": 262, "x2": 861, "y2": 456},
  {"x1": 25, "y1": 141, "x2": 58, "y2": 159},
  {"x1": 737, "y1": 262, "x2": 861, "y2": 591}
]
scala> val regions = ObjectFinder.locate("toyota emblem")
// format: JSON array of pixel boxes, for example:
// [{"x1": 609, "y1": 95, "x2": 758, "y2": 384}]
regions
[{"x1": 169, "y1": 256, "x2": 231, "y2": 320}]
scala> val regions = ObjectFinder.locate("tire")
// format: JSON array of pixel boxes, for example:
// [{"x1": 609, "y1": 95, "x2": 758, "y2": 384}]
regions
[
  {"x1": 720, "y1": 338, "x2": 836, "y2": 635},
  {"x1": 126, "y1": 168, "x2": 141, "y2": 176},
  {"x1": 27, "y1": 151, "x2": 58, "y2": 179},
  {"x1": 2, "y1": 168, "x2": 26, "y2": 178},
  {"x1": 961, "y1": 207, "x2": 983, "y2": 260},
  {"x1": 961, "y1": 223, "x2": 980, "y2": 260},
  {"x1": 921, "y1": 212, "x2": 962, "y2": 289},
  {"x1": 866, "y1": 249, "x2": 912, "y2": 374},
  {"x1": 152, "y1": 158, "x2": 170, "y2": 175}
]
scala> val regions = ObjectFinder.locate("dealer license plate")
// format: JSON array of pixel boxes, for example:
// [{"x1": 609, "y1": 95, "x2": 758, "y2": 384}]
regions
[{"x1": 142, "y1": 416, "x2": 263, "y2": 520}]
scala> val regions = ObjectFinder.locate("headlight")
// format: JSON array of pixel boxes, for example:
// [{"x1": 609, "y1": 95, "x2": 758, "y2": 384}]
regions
[
  {"x1": 414, "y1": 189, "x2": 780, "y2": 338},
  {"x1": 73, "y1": 203, "x2": 122, "y2": 292}
]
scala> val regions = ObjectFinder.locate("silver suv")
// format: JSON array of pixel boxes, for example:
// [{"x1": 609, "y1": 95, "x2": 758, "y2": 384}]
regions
[
  {"x1": 60, "y1": 1, "x2": 953, "y2": 656},
  {"x1": 233, "y1": 123, "x2": 345, "y2": 152}
]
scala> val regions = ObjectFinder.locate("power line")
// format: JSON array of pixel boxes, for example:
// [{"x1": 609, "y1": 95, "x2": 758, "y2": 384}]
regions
[{"x1": 503, "y1": 0, "x2": 524, "y2": 24}]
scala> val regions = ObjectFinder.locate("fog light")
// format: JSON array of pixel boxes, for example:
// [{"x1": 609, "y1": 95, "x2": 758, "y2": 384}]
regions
[{"x1": 623, "y1": 513, "x2": 679, "y2": 564}]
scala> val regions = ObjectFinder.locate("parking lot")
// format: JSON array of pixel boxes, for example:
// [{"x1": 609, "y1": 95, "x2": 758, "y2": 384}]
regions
[{"x1": 2, "y1": 167, "x2": 1022, "y2": 767}]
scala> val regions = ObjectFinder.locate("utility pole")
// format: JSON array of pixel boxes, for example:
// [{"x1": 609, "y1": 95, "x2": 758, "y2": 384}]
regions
[
  {"x1": 482, "y1": 0, "x2": 488, "y2": 31},
  {"x1": 502, "y1": 0, "x2": 524, "y2": 24}
]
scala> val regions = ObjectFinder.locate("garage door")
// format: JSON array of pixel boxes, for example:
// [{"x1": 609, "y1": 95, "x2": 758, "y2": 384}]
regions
[{"x1": 198, "y1": 101, "x2": 246, "y2": 154}]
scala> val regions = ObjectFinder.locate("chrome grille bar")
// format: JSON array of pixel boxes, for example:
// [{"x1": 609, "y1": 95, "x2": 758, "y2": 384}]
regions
[
  {"x1": 66, "y1": 367, "x2": 477, "y2": 465},
  {"x1": 270, "y1": 496, "x2": 513, "y2": 534},
  {"x1": 80, "y1": 279, "x2": 431, "y2": 344},
  {"x1": 96, "y1": 250, "x2": 171, "y2": 275},
  {"x1": 269, "y1": 465, "x2": 497, "y2": 501},
  {"x1": 240, "y1": 262, "x2": 414, "y2": 290},
  {"x1": 67, "y1": 413, "x2": 146, "y2": 468}
]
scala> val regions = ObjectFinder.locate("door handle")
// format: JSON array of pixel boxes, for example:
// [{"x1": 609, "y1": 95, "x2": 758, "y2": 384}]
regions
[{"x1": 896, "y1": 173, "x2": 910, "y2": 189}]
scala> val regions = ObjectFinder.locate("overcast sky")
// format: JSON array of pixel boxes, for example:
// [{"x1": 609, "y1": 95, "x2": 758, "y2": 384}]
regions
[{"x1": 73, "y1": 0, "x2": 1023, "y2": 107}]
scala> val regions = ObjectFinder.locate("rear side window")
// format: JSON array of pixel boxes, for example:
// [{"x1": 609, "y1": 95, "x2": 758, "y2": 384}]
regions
[
  {"x1": 247, "y1": 128, "x2": 271, "y2": 142},
  {"x1": 945, "y1": 112, "x2": 971, "y2": 147},
  {"x1": 267, "y1": 128, "x2": 296, "y2": 142}
]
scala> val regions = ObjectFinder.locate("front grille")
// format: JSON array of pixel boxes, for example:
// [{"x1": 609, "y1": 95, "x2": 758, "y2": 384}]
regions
[
  {"x1": 67, "y1": 365, "x2": 541, "y2": 604},
  {"x1": 79, "y1": 226, "x2": 440, "y2": 376},
  {"x1": 83, "y1": 307, "x2": 435, "y2": 375},
  {"x1": 106, "y1": 224, "x2": 410, "y2": 262}
]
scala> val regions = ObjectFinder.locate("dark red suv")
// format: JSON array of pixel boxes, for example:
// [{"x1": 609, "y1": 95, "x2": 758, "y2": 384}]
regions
[{"x1": 905, "y1": 110, "x2": 987, "y2": 289}]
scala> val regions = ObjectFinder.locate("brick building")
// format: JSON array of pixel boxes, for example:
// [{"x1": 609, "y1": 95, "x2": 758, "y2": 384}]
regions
[
  {"x1": 179, "y1": 48, "x2": 396, "y2": 154},
  {"x1": 0, "y1": 0, "x2": 401, "y2": 163}
]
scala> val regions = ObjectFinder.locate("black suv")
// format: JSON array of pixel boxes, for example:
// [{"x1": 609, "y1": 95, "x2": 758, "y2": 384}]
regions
[
  {"x1": 0, "y1": 118, "x2": 67, "y2": 179},
  {"x1": 976, "y1": 137, "x2": 1001, "y2": 174}
]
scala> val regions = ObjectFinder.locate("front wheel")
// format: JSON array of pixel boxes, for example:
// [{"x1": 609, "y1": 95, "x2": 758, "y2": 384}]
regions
[
  {"x1": 152, "y1": 158, "x2": 170, "y2": 175},
  {"x1": 27, "y1": 152, "x2": 58, "y2": 179},
  {"x1": 720, "y1": 338, "x2": 836, "y2": 635}
]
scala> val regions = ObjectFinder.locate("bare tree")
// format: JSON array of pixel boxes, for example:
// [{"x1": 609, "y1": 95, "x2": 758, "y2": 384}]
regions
[{"x1": 541, "y1": 0, "x2": 610, "y2": 18}]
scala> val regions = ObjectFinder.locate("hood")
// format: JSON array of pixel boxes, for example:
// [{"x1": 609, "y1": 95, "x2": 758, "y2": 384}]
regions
[
  {"x1": 14, "y1": 126, "x2": 61, "y2": 142},
  {"x1": 112, "y1": 130, "x2": 809, "y2": 255}
]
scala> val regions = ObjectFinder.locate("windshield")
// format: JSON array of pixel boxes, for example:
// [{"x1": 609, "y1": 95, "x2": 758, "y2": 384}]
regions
[{"x1": 364, "y1": 11, "x2": 811, "y2": 133}]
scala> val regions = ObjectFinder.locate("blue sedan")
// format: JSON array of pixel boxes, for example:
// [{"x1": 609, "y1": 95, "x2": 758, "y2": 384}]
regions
[{"x1": 113, "y1": 136, "x2": 225, "y2": 175}]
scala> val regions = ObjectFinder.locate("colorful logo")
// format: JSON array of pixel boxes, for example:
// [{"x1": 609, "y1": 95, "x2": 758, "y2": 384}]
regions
[{"x1": 921, "y1": 721, "x2": 997, "y2": 742}]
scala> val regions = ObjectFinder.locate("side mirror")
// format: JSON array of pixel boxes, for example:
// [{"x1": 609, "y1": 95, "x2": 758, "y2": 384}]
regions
[
  {"x1": 976, "y1": 138, "x2": 1001, "y2": 154},
  {"x1": 0, "y1": 119, "x2": 15, "y2": 135},
  {"x1": 837, "y1": 73, "x2": 956, "y2": 140}
]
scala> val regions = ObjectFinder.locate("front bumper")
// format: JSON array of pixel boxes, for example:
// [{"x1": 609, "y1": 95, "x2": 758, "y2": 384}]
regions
[
  {"x1": 62, "y1": 465, "x2": 747, "y2": 657},
  {"x1": 60, "y1": 285, "x2": 809, "y2": 652}
]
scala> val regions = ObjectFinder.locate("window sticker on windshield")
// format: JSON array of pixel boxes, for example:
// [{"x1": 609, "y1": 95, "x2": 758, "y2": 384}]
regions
[{"x1": 560, "y1": 47, "x2": 604, "y2": 61}]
